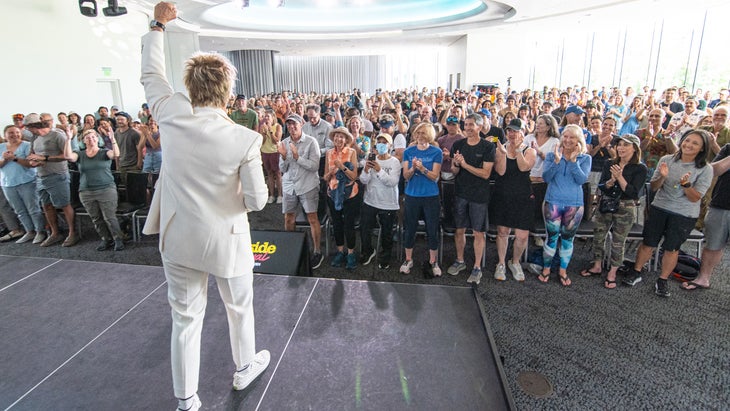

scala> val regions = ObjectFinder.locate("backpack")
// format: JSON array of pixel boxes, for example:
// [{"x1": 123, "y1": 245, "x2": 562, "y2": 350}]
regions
[{"x1": 659, "y1": 249, "x2": 701, "y2": 282}]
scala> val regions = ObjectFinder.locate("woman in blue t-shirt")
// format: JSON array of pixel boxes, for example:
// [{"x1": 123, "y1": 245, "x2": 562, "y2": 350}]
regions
[
  {"x1": 540, "y1": 125, "x2": 592, "y2": 286},
  {"x1": 400, "y1": 122, "x2": 443, "y2": 276}
]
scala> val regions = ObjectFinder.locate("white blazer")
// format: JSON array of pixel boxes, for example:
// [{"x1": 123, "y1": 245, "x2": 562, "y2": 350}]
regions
[{"x1": 140, "y1": 31, "x2": 268, "y2": 278}]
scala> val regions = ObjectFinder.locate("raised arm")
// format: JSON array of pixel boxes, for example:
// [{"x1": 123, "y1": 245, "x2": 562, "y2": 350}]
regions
[{"x1": 140, "y1": 2, "x2": 178, "y2": 121}]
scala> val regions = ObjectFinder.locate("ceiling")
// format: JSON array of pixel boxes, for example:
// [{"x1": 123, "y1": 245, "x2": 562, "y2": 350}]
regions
[{"x1": 124, "y1": 0, "x2": 642, "y2": 55}]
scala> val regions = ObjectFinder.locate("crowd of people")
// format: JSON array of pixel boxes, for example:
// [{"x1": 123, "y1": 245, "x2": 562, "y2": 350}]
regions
[{"x1": 2, "y1": 83, "x2": 729, "y2": 297}]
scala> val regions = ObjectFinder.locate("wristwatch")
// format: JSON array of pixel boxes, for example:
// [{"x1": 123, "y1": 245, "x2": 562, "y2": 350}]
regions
[
  {"x1": 150, "y1": 20, "x2": 165, "y2": 31},
  {"x1": 681, "y1": 181, "x2": 692, "y2": 188}
]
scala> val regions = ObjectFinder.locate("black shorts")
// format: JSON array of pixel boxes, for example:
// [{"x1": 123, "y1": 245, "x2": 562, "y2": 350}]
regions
[
  {"x1": 454, "y1": 196, "x2": 488, "y2": 232},
  {"x1": 641, "y1": 205, "x2": 697, "y2": 251}
]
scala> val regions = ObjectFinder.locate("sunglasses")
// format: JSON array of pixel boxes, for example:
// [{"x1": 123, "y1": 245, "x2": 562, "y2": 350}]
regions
[{"x1": 446, "y1": 116, "x2": 459, "y2": 124}]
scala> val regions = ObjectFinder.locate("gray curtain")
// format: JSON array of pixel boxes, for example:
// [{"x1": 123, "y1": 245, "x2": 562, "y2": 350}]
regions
[
  {"x1": 273, "y1": 55, "x2": 384, "y2": 94},
  {"x1": 223, "y1": 50, "x2": 276, "y2": 97}
]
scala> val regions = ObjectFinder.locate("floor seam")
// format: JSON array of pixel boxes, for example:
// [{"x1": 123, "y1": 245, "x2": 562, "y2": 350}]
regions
[
  {"x1": 255, "y1": 278, "x2": 319, "y2": 411},
  {"x1": 4, "y1": 280, "x2": 167, "y2": 411},
  {"x1": 0, "y1": 259, "x2": 63, "y2": 294}
]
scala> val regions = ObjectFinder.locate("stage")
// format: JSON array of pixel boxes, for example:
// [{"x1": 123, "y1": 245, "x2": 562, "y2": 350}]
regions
[{"x1": 0, "y1": 255, "x2": 513, "y2": 410}]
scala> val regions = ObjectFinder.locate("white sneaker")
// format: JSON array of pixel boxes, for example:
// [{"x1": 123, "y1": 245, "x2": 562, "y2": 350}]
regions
[
  {"x1": 494, "y1": 263, "x2": 506, "y2": 281},
  {"x1": 508, "y1": 261, "x2": 525, "y2": 282},
  {"x1": 176, "y1": 394, "x2": 201, "y2": 411},
  {"x1": 276, "y1": 196, "x2": 283, "y2": 204},
  {"x1": 267, "y1": 196, "x2": 275, "y2": 204},
  {"x1": 233, "y1": 350, "x2": 270, "y2": 391},
  {"x1": 431, "y1": 262, "x2": 442, "y2": 277},
  {"x1": 33, "y1": 232, "x2": 47, "y2": 244},
  {"x1": 399, "y1": 260, "x2": 414, "y2": 274},
  {"x1": 467, "y1": 267, "x2": 483, "y2": 284}
]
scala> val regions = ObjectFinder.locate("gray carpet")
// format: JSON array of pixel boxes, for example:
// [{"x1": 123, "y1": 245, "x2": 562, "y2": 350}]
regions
[{"x1": 1, "y1": 201, "x2": 728, "y2": 410}]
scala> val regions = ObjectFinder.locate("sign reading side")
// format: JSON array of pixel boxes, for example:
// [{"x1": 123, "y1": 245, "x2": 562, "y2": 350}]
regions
[{"x1": 250, "y1": 230, "x2": 310, "y2": 276}]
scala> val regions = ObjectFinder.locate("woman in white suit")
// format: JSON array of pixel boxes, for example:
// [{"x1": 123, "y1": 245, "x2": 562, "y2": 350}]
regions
[{"x1": 141, "y1": 3, "x2": 270, "y2": 411}]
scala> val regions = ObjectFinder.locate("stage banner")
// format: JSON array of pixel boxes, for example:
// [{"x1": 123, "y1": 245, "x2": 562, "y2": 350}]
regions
[{"x1": 250, "y1": 230, "x2": 311, "y2": 276}]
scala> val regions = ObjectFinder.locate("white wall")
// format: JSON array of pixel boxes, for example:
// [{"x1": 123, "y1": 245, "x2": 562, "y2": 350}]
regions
[
  {"x1": 443, "y1": 36, "x2": 467, "y2": 91},
  {"x1": 0, "y1": 0, "x2": 150, "y2": 123},
  {"x1": 465, "y1": 25, "x2": 532, "y2": 91}
]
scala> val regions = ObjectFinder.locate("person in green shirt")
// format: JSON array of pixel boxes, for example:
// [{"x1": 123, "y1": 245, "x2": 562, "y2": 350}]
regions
[{"x1": 229, "y1": 94, "x2": 259, "y2": 130}]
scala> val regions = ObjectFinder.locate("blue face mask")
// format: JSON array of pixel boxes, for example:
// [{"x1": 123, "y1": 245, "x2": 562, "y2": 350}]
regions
[{"x1": 376, "y1": 143, "x2": 389, "y2": 155}]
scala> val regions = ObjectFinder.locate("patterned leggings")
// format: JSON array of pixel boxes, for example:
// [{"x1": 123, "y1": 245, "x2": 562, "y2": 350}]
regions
[{"x1": 542, "y1": 201, "x2": 584, "y2": 270}]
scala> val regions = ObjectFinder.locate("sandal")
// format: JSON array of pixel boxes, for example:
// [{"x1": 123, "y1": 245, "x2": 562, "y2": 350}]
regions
[
  {"x1": 538, "y1": 272, "x2": 550, "y2": 283},
  {"x1": 604, "y1": 279, "x2": 617, "y2": 289},
  {"x1": 559, "y1": 274, "x2": 572, "y2": 287},
  {"x1": 580, "y1": 265, "x2": 603, "y2": 277}
]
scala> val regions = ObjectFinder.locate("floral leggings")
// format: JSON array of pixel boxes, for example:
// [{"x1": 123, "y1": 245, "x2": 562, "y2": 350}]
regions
[{"x1": 542, "y1": 201, "x2": 585, "y2": 270}]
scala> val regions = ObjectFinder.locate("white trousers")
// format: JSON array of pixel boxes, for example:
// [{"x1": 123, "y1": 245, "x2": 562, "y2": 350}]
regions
[{"x1": 162, "y1": 256, "x2": 256, "y2": 399}]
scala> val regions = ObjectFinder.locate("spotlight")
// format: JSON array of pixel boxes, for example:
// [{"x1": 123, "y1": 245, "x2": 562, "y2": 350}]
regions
[
  {"x1": 102, "y1": 0, "x2": 127, "y2": 16},
  {"x1": 79, "y1": 0, "x2": 98, "y2": 17}
]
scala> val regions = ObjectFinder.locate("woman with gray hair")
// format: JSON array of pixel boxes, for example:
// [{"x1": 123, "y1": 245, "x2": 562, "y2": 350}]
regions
[{"x1": 538, "y1": 124, "x2": 592, "y2": 286}]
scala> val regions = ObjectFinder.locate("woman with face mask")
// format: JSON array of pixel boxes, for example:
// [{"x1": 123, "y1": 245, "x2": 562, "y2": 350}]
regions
[{"x1": 359, "y1": 133, "x2": 402, "y2": 270}]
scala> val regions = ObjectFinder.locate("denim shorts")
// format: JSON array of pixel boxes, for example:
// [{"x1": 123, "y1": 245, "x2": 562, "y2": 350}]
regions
[
  {"x1": 454, "y1": 196, "x2": 488, "y2": 232},
  {"x1": 37, "y1": 173, "x2": 70, "y2": 208}
]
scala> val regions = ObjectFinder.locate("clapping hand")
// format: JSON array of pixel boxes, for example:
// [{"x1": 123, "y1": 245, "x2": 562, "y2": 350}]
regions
[
  {"x1": 553, "y1": 145, "x2": 562, "y2": 163},
  {"x1": 289, "y1": 142, "x2": 298, "y2": 158},
  {"x1": 453, "y1": 151, "x2": 464, "y2": 166},
  {"x1": 567, "y1": 149, "x2": 578, "y2": 162},
  {"x1": 610, "y1": 164, "x2": 623, "y2": 180},
  {"x1": 413, "y1": 158, "x2": 423, "y2": 172},
  {"x1": 2, "y1": 151, "x2": 14, "y2": 161},
  {"x1": 277, "y1": 141, "x2": 287, "y2": 157},
  {"x1": 496, "y1": 140, "x2": 507, "y2": 156},
  {"x1": 658, "y1": 162, "x2": 669, "y2": 178},
  {"x1": 679, "y1": 172, "x2": 691, "y2": 186}
]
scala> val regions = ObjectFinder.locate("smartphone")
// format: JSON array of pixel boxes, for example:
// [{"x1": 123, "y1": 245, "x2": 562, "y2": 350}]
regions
[{"x1": 368, "y1": 153, "x2": 377, "y2": 162}]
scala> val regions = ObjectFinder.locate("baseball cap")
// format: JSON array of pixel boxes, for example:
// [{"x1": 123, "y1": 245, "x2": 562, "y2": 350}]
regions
[
  {"x1": 375, "y1": 133, "x2": 393, "y2": 145},
  {"x1": 116, "y1": 111, "x2": 132, "y2": 120},
  {"x1": 285, "y1": 113, "x2": 304, "y2": 124},
  {"x1": 614, "y1": 133, "x2": 641, "y2": 147},
  {"x1": 479, "y1": 108, "x2": 492, "y2": 119},
  {"x1": 505, "y1": 118, "x2": 525, "y2": 131},
  {"x1": 565, "y1": 105, "x2": 585, "y2": 116},
  {"x1": 23, "y1": 113, "x2": 42, "y2": 126}
]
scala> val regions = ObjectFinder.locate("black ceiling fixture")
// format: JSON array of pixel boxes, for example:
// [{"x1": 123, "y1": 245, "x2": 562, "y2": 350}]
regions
[
  {"x1": 102, "y1": 0, "x2": 127, "y2": 16},
  {"x1": 79, "y1": 0, "x2": 98, "y2": 17}
]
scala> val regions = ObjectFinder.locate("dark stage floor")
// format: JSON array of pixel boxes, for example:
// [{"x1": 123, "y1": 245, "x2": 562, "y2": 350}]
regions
[{"x1": 0, "y1": 255, "x2": 512, "y2": 410}]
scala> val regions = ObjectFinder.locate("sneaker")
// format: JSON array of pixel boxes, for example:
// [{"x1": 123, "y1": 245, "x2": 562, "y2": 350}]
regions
[
  {"x1": 276, "y1": 196, "x2": 283, "y2": 204},
  {"x1": 467, "y1": 267, "x2": 483, "y2": 284},
  {"x1": 33, "y1": 232, "x2": 46, "y2": 244},
  {"x1": 15, "y1": 232, "x2": 36, "y2": 244},
  {"x1": 0, "y1": 230, "x2": 24, "y2": 242},
  {"x1": 378, "y1": 262, "x2": 390, "y2": 270},
  {"x1": 177, "y1": 394, "x2": 201, "y2": 411},
  {"x1": 431, "y1": 262, "x2": 442, "y2": 277},
  {"x1": 346, "y1": 253, "x2": 357, "y2": 270},
  {"x1": 494, "y1": 263, "x2": 506, "y2": 281},
  {"x1": 267, "y1": 196, "x2": 275, "y2": 204},
  {"x1": 96, "y1": 240, "x2": 113, "y2": 251},
  {"x1": 360, "y1": 250, "x2": 376, "y2": 266},
  {"x1": 525, "y1": 263, "x2": 542, "y2": 276},
  {"x1": 655, "y1": 278, "x2": 671, "y2": 297},
  {"x1": 62, "y1": 234, "x2": 79, "y2": 247},
  {"x1": 399, "y1": 259, "x2": 413, "y2": 274},
  {"x1": 447, "y1": 260, "x2": 466, "y2": 275},
  {"x1": 233, "y1": 350, "x2": 270, "y2": 391},
  {"x1": 114, "y1": 239, "x2": 125, "y2": 251},
  {"x1": 330, "y1": 251, "x2": 346, "y2": 267},
  {"x1": 310, "y1": 252, "x2": 324, "y2": 269},
  {"x1": 622, "y1": 269, "x2": 643, "y2": 286},
  {"x1": 40, "y1": 233, "x2": 64, "y2": 247},
  {"x1": 507, "y1": 261, "x2": 525, "y2": 282}
]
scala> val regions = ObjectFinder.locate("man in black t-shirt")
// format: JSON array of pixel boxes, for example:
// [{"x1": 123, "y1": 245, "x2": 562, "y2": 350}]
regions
[
  {"x1": 681, "y1": 143, "x2": 730, "y2": 290},
  {"x1": 446, "y1": 114, "x2": 496, "y2": 285}
]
